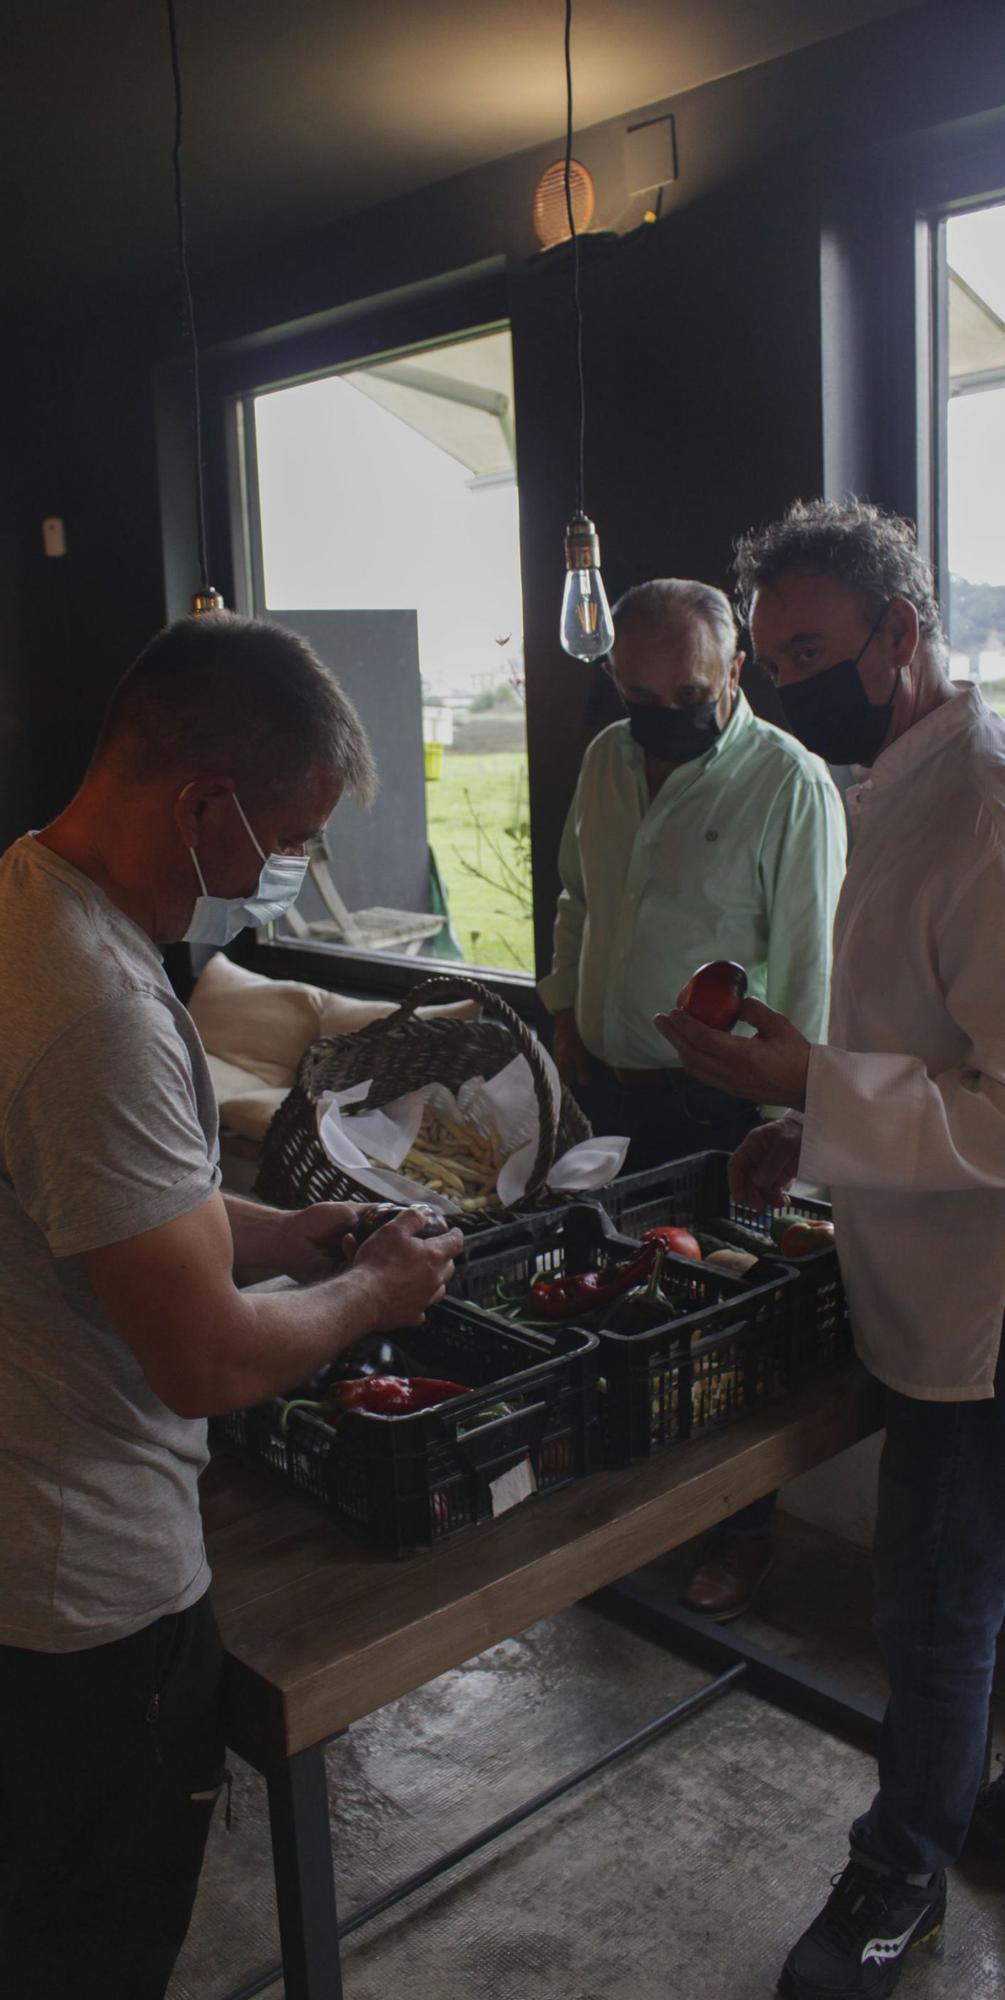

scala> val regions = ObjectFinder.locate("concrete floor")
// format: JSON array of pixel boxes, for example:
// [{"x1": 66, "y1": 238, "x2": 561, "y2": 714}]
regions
[{"x1": 169, "y1": 1515, "x2": 1005, "y2": 2000}]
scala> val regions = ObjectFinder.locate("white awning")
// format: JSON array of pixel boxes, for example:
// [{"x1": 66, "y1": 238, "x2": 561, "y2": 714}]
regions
[
  {"x1": 343, "y1": 330, "x2": 516, "y2": 479},
  {"x1": 949, "y1": 268, "x2": 1005, "y2": 393}
]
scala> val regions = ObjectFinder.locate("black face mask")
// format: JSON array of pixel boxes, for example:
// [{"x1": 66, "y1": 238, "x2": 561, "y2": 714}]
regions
[
  {"x1": 778, "y1": 609, "x2": 901, "y2": 766},
  {"x1": 625, "y1": 693, "x2": 725, "y2": 763}
]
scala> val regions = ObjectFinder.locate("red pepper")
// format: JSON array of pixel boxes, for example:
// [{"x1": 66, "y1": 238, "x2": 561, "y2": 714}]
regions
[
  {"x1": 335, "y1": 1376, "x2": 467, "y2": 1414},
  {"x1": 528, "y1": 1242, "x2": 658, "y2": 1321},
  {"x1": 280, "y1": 1375, "x2": 466, "y2": 1432}
]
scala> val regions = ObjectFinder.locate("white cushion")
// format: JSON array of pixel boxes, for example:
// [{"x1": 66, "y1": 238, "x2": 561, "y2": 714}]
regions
[{"x1": 189, "y1": 952, "x2": 478, "y2": 1093}]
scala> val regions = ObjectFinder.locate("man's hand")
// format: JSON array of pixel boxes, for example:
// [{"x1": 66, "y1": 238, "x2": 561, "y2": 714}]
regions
[
  {"x1": 276, "y1": 1202, "x2": 366, "y2": 1283},
  {"x1": 351, "y1": 1210, "x2": 464, "y2": 1329},
  {"x1": 553, "y1": 1008, "x2": 591, "y2": 1088},
  {"x1": 653, "y1": 997, "x2": 812, "y2": 1110},
  {"x1": 728, "y1": 1115, "x2": 804, "y2": 1210}
]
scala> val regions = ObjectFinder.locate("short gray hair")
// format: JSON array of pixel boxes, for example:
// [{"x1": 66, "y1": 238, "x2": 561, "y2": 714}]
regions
[
  {"x1": 612, "y1": 579, "x2": 738, "y2": 663},
  {"x1": 734, "y1": 498, "x2": 945, "y2": 655},
  {"x1": 94, "y1": 612, "x2": 377, "y2": 806}
]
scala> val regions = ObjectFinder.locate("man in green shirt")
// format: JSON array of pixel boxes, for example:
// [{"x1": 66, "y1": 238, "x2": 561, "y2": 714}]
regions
[
  {"x1": 539, "y1": 577, "x2": 846, "y2": 1619},
  {"x1": 540, "y1": 577, "x2": 846, "y2": 1166}
]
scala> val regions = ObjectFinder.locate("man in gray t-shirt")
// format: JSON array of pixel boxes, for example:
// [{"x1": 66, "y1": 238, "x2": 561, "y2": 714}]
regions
[{"x1": 0, "y1": 612, "x2": 462, "y2": 2000}]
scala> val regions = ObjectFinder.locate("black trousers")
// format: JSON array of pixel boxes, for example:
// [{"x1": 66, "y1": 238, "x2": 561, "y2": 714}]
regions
[
  {"x1": 573, "y1": 1062, "x2": 761, "y2": 1177},
  {"x1": 0, "y1": 1590, "x2": 226, "y2": 2000}
]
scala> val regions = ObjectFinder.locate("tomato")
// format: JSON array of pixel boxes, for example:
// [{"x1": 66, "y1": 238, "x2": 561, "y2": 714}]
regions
[
  {"x1": 779, "y1": 1219, "x2": 835, "y2": 1259},
  {"x1": 643, "y1": 1226, "x2": 703, "y2": 1262},
  {"x1": 678, "y1": 960, "x2": 748, "y2": 1032},
  {"x1": 769, "y1": 1210, "x2": 802, "y2": 1247}
]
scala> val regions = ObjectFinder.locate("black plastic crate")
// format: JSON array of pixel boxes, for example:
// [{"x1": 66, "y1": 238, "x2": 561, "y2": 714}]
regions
[
  {"x1": 210, "y1": 1301, "x2": 598, "y2": 1558},
  {"x1": 447, "y1": 1202, "x2": 797, "y2": 1465},
  {"x1": 597, "y1": 1151, "x2": 849, "y2": 1381}
]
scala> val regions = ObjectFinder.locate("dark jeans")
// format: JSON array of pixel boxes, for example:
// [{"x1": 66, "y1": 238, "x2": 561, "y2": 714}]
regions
[
  {"x1": 577, "y1": 1063, "x2": 775, "y2": 1542},
  {"x1": 851, "y1": 1345, "x2": 1005, "y2": 1878},
  {"x1": 574, "y1": 1062, "x2": 761, "y2": 1177},
  {"x1": 0, "y1": 1589, "x2": 226, "y2": 2000}
]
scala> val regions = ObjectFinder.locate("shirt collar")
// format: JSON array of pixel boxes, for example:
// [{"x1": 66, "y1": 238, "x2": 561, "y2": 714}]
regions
[{"x1": 865, "y1": 684, "x2": 981, "y2": 795}]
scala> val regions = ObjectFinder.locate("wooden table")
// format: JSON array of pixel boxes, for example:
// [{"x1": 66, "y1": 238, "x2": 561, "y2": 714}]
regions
[{"x1": 203, "y1": 1366, "x2": 882, "y2": 2000}]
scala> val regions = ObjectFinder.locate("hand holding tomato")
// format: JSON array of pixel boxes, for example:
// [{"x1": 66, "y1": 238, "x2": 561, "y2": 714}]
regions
[{"x1": 653, "y1": 995, "x2": 812, "y2": 1110}]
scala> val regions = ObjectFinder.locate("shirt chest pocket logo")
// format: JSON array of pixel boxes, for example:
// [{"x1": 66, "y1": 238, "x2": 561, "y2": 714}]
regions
[{"x1": 705, "y1": 830, "x2": 719, "y2": 842}]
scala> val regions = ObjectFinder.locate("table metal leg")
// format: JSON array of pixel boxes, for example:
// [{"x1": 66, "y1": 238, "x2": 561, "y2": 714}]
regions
[
  {"x1": 589, "y1": 1565, "x2": 884, "y2": 1753},
  {"x1": 266, "y1": 1745, "x2": 343, "y2": 2000}
]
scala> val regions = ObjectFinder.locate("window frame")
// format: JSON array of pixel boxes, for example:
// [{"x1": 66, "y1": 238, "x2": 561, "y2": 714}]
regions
[
  {"x1": 200, "y1": 262, "x2": 540, "y2": 1015},
  {"x1": 927, "y1": 189, "x2": 1005, "y2": 638},
  {"x1": 880, "y1": 136, "x2": 1005, "y2": 599}
]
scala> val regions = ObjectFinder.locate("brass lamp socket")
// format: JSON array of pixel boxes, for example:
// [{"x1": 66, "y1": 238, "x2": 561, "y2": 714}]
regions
[
  {"x1": 564, "y1": 512, "x2": 601, "y2": 571},
  {"x1": 192, "y1": 587, "x2": 225, "y2": 615}
]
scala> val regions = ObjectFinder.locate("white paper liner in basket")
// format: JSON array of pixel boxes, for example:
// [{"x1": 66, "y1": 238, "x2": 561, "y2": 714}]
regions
[{"x1": 316, "y1": 1052, "x2": 628, "y2": 1214}]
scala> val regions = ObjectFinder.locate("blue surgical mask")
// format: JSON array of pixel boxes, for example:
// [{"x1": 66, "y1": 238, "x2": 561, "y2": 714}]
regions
[{"x1": 183, "y1": 793, "x2": 309, "y2": 946}]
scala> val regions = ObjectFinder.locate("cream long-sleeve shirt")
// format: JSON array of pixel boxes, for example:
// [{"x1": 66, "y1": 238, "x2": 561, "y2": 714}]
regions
[{"x1": 799, "y1": 686, "x2": 1005, "y2": 1400}]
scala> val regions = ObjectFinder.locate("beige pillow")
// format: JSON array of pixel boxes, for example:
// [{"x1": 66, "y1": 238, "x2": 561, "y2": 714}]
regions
[
  {"x1": 188, "y1": 951, "x2": 477, "y2": 1091},
  {"x1": 205, "y1": 1052, "x2": 274, "y2": 1102},
  {"x1": 217, "y1": 1086, "x2": 290, "y2": 1141}
]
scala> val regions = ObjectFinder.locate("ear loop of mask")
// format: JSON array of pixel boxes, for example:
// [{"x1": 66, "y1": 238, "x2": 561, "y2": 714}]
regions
[{"x1": 182, "y1": 785, "x2": 267, "y2": 894}]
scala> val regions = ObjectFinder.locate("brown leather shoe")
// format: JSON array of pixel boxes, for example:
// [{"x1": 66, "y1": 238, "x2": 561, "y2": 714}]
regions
[{"x1": 681, "y1": 1534, "x2": 774, "y2": 1621}]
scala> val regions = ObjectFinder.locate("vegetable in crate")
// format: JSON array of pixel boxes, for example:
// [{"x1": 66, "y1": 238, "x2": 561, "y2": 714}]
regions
[
  {"x1": 289, "y1": 1334, "x2": 410, "y2": 1398},
  {"x1": 350, "y1": 1202, "x2": 450, "y2": 1244},
  {"x1": 602, "y1": 1247, "x2": 676, "y2": 1335},
  {"x1": 778, "y1": 1218, "x2": 835, "y2": 1258},
  {"x1": 643, "y1": 1225, "x2": 702, "y2": 1262},
  {"x1": 523, "y1": 1242, "x2": 659, "y2": 1322},
  {"x1": 371, "y1": 1104, "x2": 504, "y2": 1213},
  {"x1": 332, "y1": 1334, "x2": 410, "y2": 1380},
  {"x1": 279, "y1": 1375, "x2": 467, "y2": 1430},
  {"x1": 678, "y1": 960, "x2": 748, "y2": 1032},
  {"x1": 704, "y1": 1248, "x2": 759, "y2": 1277}
]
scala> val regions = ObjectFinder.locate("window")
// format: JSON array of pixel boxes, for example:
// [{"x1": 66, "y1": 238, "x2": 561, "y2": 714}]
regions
[
  {"x1": 235, "y1": 326, "x2": 533, "y2": 976},
  {"x1": 939, "y1": 199, "x2": 1005, "y2": 716}
]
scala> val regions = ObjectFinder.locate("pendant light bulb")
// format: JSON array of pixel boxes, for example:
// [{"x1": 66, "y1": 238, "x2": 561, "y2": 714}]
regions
[
  {"x1": 192, "y1": 587, "x2": 225, "y2": 615},
  {"x1": 560, "y1": 511, "x2": 615, "y2": 661}
]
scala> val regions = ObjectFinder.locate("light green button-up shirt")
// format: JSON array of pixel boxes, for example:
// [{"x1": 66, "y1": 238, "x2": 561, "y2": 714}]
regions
[{"x1": 538, "y1": 692, "x2": 847, "y2": 1071}]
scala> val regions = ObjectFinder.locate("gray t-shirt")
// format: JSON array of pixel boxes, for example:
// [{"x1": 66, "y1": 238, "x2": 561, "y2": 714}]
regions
[{"x1": 0, "y1": 835, "x2": 221, "y2": 1651}]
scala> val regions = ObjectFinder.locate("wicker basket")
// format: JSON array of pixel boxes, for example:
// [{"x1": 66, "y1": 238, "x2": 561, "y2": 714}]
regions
[{"x1": 252, "y1": 974, "x2": 592, "y2": 1229}]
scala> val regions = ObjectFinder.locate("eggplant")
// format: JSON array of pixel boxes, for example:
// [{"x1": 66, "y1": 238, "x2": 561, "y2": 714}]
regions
[
  {"x1": 601, "y1": 1248, "x2": 674, "y2": 1336},
  {"x1": 331, "y1": 1334, "x2": 411, "y2": 1380}
]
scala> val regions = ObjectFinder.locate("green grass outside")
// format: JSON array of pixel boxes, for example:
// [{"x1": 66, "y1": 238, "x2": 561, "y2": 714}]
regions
[{"x1": 425, "y1": 749, "x2": 534, "y2": 973}]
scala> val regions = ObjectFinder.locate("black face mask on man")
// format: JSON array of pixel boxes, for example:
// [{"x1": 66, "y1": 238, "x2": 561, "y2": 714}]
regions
[
  {"x1": 624, "y1": 690, "x2": 726, "y2": 764},
  {"x1": 778, "y1": 607, "x2": 901, "y2": 766}
]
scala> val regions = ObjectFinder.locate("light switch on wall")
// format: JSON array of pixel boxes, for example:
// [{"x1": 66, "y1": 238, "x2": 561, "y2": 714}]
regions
[{"x1": 41, "y1": 516, "x2": 67, "y2": 557}]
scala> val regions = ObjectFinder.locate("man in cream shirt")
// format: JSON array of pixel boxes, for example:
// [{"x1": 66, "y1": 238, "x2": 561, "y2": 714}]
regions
[{"x1": 659, "y1": 499, "x2": 1005, "y2": 2000}]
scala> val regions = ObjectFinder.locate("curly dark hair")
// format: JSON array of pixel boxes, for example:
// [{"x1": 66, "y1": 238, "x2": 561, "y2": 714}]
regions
[{"x1": 733, "y1": 498, "x2": 945, "y2": 650}]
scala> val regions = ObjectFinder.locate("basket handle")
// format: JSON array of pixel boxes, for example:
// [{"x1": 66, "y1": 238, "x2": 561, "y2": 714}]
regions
[{"x1": 387, "y1": 974, "x2": 558, "y2": 1196}]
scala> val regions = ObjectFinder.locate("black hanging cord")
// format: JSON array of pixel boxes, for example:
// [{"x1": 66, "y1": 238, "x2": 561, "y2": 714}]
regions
[
  {"x1": 167, "y1": 0, "x2": 210, "y2": 592},
  {"x1": 563, "y1": 0, "x2": 586, "y2": 517}
]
